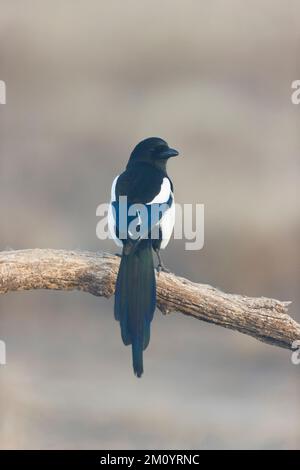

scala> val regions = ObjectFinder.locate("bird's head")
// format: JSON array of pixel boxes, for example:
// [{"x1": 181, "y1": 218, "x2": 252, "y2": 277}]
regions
[{"x1": 127, "y1": 137, "x2": 179, "y2": 170}]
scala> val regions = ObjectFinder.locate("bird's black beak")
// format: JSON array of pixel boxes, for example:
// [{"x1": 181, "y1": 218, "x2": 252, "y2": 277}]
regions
[{"x1": 160, "y1": 147, "x2": 179, "y2": 159}]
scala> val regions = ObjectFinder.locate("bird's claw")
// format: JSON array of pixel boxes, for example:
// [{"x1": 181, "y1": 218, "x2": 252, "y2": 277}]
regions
[{"x1": 156, "y1": 264, "x2": 170, "y2": 274}]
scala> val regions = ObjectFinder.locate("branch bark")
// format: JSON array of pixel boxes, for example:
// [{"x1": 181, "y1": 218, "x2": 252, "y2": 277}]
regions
[{"x1": 0, "y1": 249, "x2": 299, "y2": 350}]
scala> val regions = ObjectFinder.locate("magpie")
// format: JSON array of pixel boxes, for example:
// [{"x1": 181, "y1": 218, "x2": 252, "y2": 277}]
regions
[{"x1": 108, "y1": 137, "x2": 179, "y2": 377}]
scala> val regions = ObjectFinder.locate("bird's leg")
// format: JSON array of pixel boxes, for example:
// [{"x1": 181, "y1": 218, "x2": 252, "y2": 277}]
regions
[{"x1": 154, "y1": 249, "x2": 170, "y2": 273}]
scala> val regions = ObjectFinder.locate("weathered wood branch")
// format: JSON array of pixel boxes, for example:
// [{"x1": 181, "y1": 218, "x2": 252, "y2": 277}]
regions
[{"x1": 0, "y1": 249, "x2": 299, "y2": 350}]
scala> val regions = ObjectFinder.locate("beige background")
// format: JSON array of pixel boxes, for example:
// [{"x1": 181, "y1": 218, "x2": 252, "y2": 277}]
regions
[{"x1": 0, "y1": 0, "x2": 299, "y2": 449}]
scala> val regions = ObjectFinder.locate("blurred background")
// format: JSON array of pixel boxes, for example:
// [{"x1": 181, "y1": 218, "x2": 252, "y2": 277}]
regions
[{"x1": 0, "y1": 0, "x2": 299, "y2": 449}]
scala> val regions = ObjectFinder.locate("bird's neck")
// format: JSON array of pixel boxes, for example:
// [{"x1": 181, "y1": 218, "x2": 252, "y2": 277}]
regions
[
  {"x1": 126, "y1": 160, "x2": 168, "y2": 175},
  {"x1": 153, "y1": 159, "x2": 168, "y2": 173}
]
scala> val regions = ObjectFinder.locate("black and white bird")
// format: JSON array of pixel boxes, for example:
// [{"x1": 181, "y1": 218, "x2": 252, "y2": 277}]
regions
[{"x1": 108, "y1": 137, "x2": 179, "y2": 377}]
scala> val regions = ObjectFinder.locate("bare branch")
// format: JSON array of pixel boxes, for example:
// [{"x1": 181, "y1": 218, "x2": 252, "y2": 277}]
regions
[{"x1": 0, "y1": 249, "x2": 299, "y2": 350}]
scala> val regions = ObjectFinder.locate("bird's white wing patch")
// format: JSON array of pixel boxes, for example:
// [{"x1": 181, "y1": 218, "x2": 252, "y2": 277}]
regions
[
  {"x1": 147, "y1": 177, "x2": 171, "y2": 204},
  {"x1": 108, "y1": 175, "x2": 123, "y2": 247},
  {"x1": 160, "y1": 193, "x2": 175, "y2": 249}
]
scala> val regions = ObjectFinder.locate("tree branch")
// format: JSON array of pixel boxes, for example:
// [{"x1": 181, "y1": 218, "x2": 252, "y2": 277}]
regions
[{"x1": 0, "y1": 249, "x2": 299, "y2": 350}]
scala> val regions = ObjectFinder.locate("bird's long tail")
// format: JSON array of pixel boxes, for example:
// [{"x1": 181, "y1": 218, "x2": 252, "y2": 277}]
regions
[{"x1": 114, "y1": 239, "x2": 156, "y2": 377}]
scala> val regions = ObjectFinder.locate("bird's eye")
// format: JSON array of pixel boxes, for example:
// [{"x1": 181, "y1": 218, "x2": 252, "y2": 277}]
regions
[{"x1": 154, "y1": 145, "x2": 166, "y2": 153}]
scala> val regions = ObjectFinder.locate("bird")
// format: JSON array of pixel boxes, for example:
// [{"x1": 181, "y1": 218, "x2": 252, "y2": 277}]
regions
[{"x1": 108, "y1": 137, "x2": 179, "y2": 377}]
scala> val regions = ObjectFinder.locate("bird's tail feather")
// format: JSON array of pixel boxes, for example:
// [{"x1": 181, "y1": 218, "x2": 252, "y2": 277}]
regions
[{"x1": 114, "y1": 239, "x2": 156, "y2": 377}]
